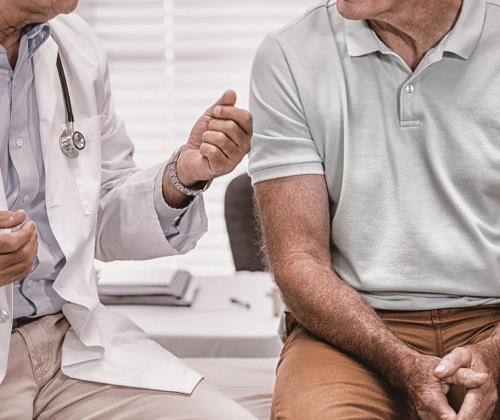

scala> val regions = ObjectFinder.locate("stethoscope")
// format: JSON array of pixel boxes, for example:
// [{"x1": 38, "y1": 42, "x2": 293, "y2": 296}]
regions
[{"x1": 56, "y1": 53, "x2": 86, "y2": 159}]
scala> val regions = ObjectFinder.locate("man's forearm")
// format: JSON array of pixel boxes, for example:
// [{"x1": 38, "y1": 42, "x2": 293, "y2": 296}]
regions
[
  {"x1": 275, "y1": 256, "x2": 420, "y2": 391},
  {"x1": 255, "y1": 175, "x2": 420, "y2": 392}
]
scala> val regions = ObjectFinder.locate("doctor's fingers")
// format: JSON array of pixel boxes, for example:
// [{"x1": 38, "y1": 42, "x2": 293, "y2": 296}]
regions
[
  {"x1": 0, "y1": 232, "x2": 38, "y2": 271},
  {"x1": 0, "y1": 221, "x2": 37, "y2": 254},
  {"x1": 0, "y1": 209, "x2": 27, "y2": 229},
  {"x1": 202, "y1": 130, "x2": 240, "y2": 162},
  {"x1": 199, "y1": 142, "x2": 235, "y2": 177},
  {"x1": 213, "y1": 106, "x2": 253, "y2": 135},
  {"x1": 207, "y1": 119, "x2": 251, "y2": 153},
  {"x1": 0, "y1": 254, "x2": 38, "y2": 287}
]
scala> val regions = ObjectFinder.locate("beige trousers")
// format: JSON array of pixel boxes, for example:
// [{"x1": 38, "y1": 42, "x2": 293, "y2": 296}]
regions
[
  {"x1": 272, "y1": 305, "x2": 500, "y2": 420},
  {"x1": 0, "y1": 313, "x2": 256, "y2": 420}
]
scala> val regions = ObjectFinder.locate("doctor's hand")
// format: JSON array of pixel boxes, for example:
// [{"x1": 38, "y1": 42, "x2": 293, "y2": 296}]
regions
[
  {"x1": 162, "y1": 90, "x2": 252, "y2": 208},
  {"x1": 178, "y1": 90, "x2": 252, "y2": 184},
  {"x1": 0, "y1": 210, "x2": 38, "y2": 287}
]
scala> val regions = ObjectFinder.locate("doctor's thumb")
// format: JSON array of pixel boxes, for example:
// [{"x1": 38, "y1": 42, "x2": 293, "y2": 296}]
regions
[{"x1": 213, "y1": 90, "x2": 237, "y2": 108}]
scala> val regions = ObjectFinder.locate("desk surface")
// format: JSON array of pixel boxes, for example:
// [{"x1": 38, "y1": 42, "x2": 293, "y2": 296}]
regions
[{"x1": 108, "y1": 272, "x2": 283, "y2": 358}]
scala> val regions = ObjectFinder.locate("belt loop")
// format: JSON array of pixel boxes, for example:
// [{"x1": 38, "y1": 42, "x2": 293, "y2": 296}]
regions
[{"x1": 11, "y1": 316, "x2": 43, "y2": 333}]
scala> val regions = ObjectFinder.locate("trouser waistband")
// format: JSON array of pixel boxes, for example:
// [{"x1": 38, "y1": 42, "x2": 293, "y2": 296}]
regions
[{"x1": 12, "y1": 316, "x2": 45, "y2": 332}]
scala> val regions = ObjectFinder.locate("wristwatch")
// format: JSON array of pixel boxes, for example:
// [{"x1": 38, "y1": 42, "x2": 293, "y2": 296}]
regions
[{"x1": 166, "y1": 146, "x2": 212, "y2": 197}]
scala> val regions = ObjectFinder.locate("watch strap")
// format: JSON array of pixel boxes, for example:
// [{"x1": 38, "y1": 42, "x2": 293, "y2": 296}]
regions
[{"x1": 166, "y1": 146, "x2": 212, "y2": 197}]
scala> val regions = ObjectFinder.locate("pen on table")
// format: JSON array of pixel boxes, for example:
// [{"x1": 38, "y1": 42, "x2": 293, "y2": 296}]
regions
[{"x1": 230, "y1": 297, "x2": 252, "y2": 309}]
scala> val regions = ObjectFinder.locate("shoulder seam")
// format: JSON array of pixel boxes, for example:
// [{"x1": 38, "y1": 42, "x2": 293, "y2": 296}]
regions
[{"x1": 272, "y1": 2, "x2": 329, "y2": 37}]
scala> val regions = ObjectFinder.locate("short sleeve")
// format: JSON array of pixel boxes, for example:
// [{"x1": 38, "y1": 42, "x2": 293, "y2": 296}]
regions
[{"x1": 248, "y1": 34, "x2": 324, "y2": 185}]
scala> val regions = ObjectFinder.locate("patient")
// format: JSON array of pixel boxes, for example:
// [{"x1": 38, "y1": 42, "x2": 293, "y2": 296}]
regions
[{"x1": 249, "y1": 0, "x2": 500, "y2": 418}]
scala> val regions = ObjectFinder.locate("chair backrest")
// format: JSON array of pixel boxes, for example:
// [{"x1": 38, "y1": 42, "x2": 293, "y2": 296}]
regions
[{"x1": 224, "y1": 173, "x2": 266, "y2": 272}]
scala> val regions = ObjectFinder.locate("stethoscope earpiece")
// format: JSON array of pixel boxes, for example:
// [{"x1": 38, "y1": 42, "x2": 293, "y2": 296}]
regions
[{"x1": 56, "y1": 53, "x2": 86, "y2": 159}]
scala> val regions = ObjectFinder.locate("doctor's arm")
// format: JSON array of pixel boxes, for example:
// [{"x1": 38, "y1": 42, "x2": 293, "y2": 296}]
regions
[{"x1": 92, "y1": 39, "x2": 251, "y2": 262}]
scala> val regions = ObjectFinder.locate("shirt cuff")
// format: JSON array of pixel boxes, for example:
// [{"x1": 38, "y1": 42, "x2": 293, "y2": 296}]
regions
[{"x1": 153, "y1": 162, "x2": 192, "y2": 239}]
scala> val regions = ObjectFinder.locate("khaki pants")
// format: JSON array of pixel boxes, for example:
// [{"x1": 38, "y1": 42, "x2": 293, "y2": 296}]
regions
[
  {"x1": 272, "y1": 305, "x2": 500, "y2": 420},
  {"x1": 0, "y1": 313, "x2": 256, "y2": 420}
]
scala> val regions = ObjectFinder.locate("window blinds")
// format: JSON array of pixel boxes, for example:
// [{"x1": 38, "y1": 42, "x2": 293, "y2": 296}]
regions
[{"x1": 77, "y1": 0, "x2": 314, "y2": 275}]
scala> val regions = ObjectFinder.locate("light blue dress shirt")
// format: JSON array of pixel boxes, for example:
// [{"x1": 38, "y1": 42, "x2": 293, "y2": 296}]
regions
[{"x1": 0, "y1": 24, "x2": 192, "y2": 319}]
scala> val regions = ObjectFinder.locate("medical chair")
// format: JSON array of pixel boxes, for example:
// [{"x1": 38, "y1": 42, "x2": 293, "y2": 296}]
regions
[{"x1": 224, "y1": 173, "x2": 266, "y2": 272}]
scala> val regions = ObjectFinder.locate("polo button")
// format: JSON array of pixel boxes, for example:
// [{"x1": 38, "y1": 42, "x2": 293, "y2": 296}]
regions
[
  {"x1": 0, "y1": 310, "x2": 9, "y2": 323},
  {"x1": 22, "y1": 194, "x2": 30, "y2": 203},
  {"x1": 16, "y1": 138, "x2": 24, "y2": 148},
  {"x1": 405, "y1": 84, "x2": 415, "y2": 93}
]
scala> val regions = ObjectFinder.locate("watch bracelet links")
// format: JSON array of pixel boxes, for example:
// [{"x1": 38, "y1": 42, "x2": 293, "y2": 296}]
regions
[{"x1": 166, "y1": 146, "x2": 212, "y2": 197}]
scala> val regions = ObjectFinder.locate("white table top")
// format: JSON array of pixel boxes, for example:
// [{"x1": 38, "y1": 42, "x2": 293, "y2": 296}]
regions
[{"x1": 107, "y1": 271, "x2": 283, "y2": 358}]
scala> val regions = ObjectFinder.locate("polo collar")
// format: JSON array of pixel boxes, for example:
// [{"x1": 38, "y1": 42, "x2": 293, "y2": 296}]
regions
[
  {"x1": 443, "y1": 0, "x2": 486, "y2": 59},
  {"x1": 344, "y1": 18, "x2": 380, "y2": 57},
  {"x1": 344, "y1": 0, "x2": 486, "y2": 60}
]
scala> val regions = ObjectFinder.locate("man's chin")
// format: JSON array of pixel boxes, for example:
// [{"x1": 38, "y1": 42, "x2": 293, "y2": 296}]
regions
[
  {"x1": 336, "y1": 0, "x2": 375, "y2": 20},
  {"x1": 58, "y1": 0, "x2": 79, "y2": 14}
]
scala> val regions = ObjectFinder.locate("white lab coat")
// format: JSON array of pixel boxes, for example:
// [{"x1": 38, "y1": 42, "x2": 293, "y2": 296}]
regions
[{"x1": 0, "y1": 14, "x2": 208, "y2": 393}]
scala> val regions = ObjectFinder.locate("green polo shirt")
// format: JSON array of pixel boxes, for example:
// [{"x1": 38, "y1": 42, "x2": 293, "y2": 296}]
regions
[{"x1": 249, "y1": 0, "x2": 500, "y2": 310}]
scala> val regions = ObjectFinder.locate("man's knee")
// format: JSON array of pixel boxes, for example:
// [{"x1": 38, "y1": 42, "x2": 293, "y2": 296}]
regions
[
  {"x1": 271, "y1": 384, "x2": 407, "y2": 420},
  {"x1": 165, "y1": 380, "x2": 257, "y2": 420}
]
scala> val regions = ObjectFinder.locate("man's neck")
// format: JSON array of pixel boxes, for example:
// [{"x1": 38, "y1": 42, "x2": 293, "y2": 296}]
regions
[
  {"x1": 0, "y1": 32, "x2": 22, "y2": 68},
  {"x1": 0, "y1": 7, "x2": 26, "y2": 68},
  {"x1": 368, "y1": 0, "x2": 463, "y2": 70}
]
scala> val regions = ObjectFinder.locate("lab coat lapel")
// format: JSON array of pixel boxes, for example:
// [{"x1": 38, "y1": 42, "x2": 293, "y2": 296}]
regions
[
  {"x1": 32, "y1": 35, "x2": 65, "y2": 210},
  {"x1": 0, "y1": 169, "x2": 13, "y2": 383},
  {"x1": 32, "y1": 33, "x2": 106, "y2": 367},
  {"x1": 33, "y1": 35, "x2": 84, "y2": 253}
]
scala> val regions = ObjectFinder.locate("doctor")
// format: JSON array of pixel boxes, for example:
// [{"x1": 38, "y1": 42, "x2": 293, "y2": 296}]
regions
[{"x1": 0, "y1": 1, "x2": 255, "y2": 419}]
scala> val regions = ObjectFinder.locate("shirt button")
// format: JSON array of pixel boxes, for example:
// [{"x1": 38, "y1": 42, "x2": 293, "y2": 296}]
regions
[
  {"x1": 405, "y1": 84, "x2": 415, "y2": 93},
  {"x1": 22, "y1": 194, "x2": 30, "y2": 203},
  {"x1": 0, "y1": 310, "x2": 9, "y2": 323},
  {"x1": 16, "y1": 138, "x2": 24, "y2": 148}
]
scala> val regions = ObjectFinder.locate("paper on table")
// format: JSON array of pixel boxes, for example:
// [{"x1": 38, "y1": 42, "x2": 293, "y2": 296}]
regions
[
  {"x1": 97, "y1": 265, "x2": 178, "y2": 287},
  {"x1": 98, "y1": 269, "x2": 192, "y2": 297},
  {"x1": 100, "y1": 277, "x2": 199, "y2": 307}
]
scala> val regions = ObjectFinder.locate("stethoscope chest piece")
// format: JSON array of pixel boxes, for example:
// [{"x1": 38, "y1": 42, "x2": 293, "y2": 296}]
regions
[
  {"x1": 72, "y1": 131, "x2": 86, "y2": 150},
  {"x1": 57, "y1": 52, "x2": 86, "y2": 159},
  {"x1": 60, "y1": 127, "x2": 85, "y2": 159}
]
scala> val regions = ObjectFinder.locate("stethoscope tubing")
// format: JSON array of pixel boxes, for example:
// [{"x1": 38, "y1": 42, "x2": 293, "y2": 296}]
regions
[{"x1": 56, "y1": 53, "x2": 74, "y2": 124}]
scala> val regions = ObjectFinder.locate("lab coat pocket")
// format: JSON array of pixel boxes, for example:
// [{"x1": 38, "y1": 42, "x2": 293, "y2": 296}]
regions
[{"x1": 67, "y1": 117, "x2": 102, "y2": 215}]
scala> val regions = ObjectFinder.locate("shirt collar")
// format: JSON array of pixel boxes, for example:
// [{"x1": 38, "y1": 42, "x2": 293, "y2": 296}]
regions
[
  {"x1": 344, "y1": 0, "x2": 486, "y2": 60},
  {"x1": 344, "y1": 18, "x2": 380, "y2": 57},
  {"x1": 24, "y1": 23, "x2": 51, "y2": 59},
  {"x1": 442, "y1": 0, "x2": 486, "y2": 59}
]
